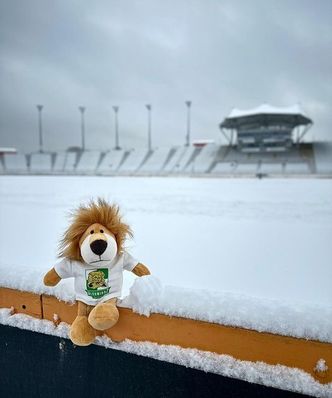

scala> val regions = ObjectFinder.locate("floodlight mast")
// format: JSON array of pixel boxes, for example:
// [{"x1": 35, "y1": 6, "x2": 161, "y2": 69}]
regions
[
  {"x1": 112, "y1": 106, "x2": 120, "y2": 150},
  {"x1": 146, "y1": 104, "x2": 152, "y2": 151},
  {"x1": 185, "y1": 100, "x2": 191, "y2": 146},
  {"x1": 78, "y1": 106, "x2": 86, "y2": 151},
  {"x1": 36, "y1": 105, "x2": 44, "y2": 153}
]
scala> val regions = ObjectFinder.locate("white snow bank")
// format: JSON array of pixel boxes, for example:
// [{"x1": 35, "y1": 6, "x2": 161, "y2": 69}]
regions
[
  {"x1": 120, "y1": 276, "x2": 332, "y2": 343},
  {"x1": 0, "y1": 309, "x2": 330, "y2": 398},
  {"x1": 0, "y1": 265, "x2": 76, "y2": 303},
  {"x1": 0, "y1": 307, "x2": 69, "y2": 338},
  {"x1": 0, "y1": 271, "x2": 331, "y2": 343}
]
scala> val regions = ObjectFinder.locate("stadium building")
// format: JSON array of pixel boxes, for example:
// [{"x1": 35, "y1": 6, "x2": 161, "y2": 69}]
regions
[
  {"x1": 0, "y1": 104, "x2": 331, "y2": 176},
  {"x1": 219, "y1": 104, "x2": 312, "y2": 153}
]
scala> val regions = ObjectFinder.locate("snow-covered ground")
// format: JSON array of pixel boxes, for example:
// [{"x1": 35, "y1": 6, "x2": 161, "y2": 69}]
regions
[{"x1": 0, "y1": 176, "x2": 331, "y2": 341}]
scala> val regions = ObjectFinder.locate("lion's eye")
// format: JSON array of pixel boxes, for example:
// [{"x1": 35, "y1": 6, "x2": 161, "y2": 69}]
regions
[
  {"x1": 100, "y1": 229, "x2": 104, "y2": 233},
  {"x1": 90, "y1": 230, "x2": 94, "y2": 234}
]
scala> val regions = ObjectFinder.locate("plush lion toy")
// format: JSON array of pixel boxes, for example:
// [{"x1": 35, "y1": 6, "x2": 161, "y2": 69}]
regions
[{"x1": 43, "y1": 198, "x2": 150, "y2": 346}]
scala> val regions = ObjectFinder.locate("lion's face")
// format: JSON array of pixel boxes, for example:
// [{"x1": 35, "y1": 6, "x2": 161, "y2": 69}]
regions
[
  {"x1": 87, "y1": 271, "x2": 106, "y2": 289},
  {"x1": 79, "y1": 223, "x2": 118, "y2": 266},
  {"x1": 58, "y1": 199, "x2": 132, "y2": 262}
]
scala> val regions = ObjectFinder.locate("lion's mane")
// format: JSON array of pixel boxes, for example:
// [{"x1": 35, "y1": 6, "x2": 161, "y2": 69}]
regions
[{"x1": 58, "y1": 198, "x2": 132, "y2": 261}]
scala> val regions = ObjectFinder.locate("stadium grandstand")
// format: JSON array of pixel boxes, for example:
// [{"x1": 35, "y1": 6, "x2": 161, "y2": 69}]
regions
[
  {"x1": 1, "y1": 104, "x2": 331, "y2": 177},
  {"x1": 219, "y1": 104, "x2": 312, "y2": 153}
]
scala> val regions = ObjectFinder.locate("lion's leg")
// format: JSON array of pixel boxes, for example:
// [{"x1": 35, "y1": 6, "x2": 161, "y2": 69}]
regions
[
  {"x1": 88, "y1": 298, "x2": 119, "y2": 331},
  {"x1": 69, "y1": 301, "x2": 96, "y2": 346}
]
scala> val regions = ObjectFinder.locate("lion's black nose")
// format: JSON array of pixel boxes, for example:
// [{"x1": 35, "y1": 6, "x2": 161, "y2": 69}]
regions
[{"x1": 90, "y1": 239, "x2": 107, "y2": 255}]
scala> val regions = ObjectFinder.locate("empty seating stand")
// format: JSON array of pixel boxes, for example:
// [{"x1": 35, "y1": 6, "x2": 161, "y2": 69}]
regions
[
  {"x1": 98, "y1": 150, "x2": 126, "y2": 174},
  {"x1": 63, "y1": 152, "x2": 78, "y2": 173},
  {"x1": 119, "y1": 149, "x2": 149, "y2": 174},
  {"x1": 76, "y1": 151, "x2": 101, "y2": 174},
  {"x1": 53, "y1": 153, "x2": 66, "y2": 173},
  {"x1": 166, "y1": 146, "x2": 197, "y2": 173},
  {"x1": 235, "y1": 163, "x2": 259, "y2": 175},
  {"x1": 182, "y1": 147, "x2": 201, "y2": 172},
  {"x1": 30, "y1": 153, "x2": 52, "y2": 174},
  {"x1": 4, "y1": 154, "x2": 28, "y2": 173},
  {"x1": 284, "y1": 162, "x2": 310, "y2": 174},
  {"x1": 163, "y1": 147, "x2": 185, "y2": 173},
  {"x1": 260, "y1": 162, "x2": 283, "y2": 175},
  {"x1": 314, "y1": 142, "x2": 332, "y2": 174},
  {"x1": 192, "y1": 144, "x2": 219, "y2": 173},
  {"x1": 139, "y1": 147, "x2": 172, "y2": 174},
  {"x1": 1, "y1": 143, "x2": 326, "y2": 176},
  {"x1": 211, "y1": 162, "x2": 237, "y2": 175}
]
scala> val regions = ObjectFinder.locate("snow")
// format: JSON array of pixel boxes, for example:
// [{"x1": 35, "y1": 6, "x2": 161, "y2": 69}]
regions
[
  {"x1": 139, "y1": 147, "x2": 171, "y2": 172},
  {"x1": 4, "y1": 154, "x2": 27, "y2": 171},
  {"x1": 235, "y1": 162, "x2": 259, "y2": 173},
  {"x1": 315, "y1": 359, "x2": 329, "y2": 373},
  {"x1": 0, "y1": 266, "x2": 76, "y2": 303},
  {"x1": 0, "y1": 308, "x2": 331, "y2": 397},
  {"x1": 162, "y1": 147, "x2": 183, "y2": 172},
  {"x1": 228, "y1": 103, "x2": 308, "y2": 119},
  {"x1": 120, "y1": 275, "x2": 332, "y2": 343},
  {"x1": 260, "y1": 162, "x2": 283, "y2": 174},
  {"x1": 120, "y1": 149, "x2": 148, "y2": 172},
  {"x1": 0, "y1": 308, "x2": 69, "y2": 338},
  {"x1": 212, "y1": 162, "x2": 237, "y2": 173},
  {"x1": 76, "y1": 151, "x2": 101, "y2": 172},
  {"x1": 284, "y1": 162, "x2": 310, "y2": 174},
  {"x1": 0, "y1": 176, "x2": 331, "y2": 341},
  {"x1": 98, "y1": 150, "x2": 126, "y2": 173},
  {"x1": 53, "y1": 152, "x2": 66, "y2": 172},
  {"x1": 63, "y1": 152, "x2": 77, "y2": 172},
  {"x1": 192, "y1": 143, "x2": 218, "y2": 173},
  {"x1": 314, "y1": 143, "x2": 332, "y2": 174},
  {"x1": 30, "y1": 153, "x2": 52, "y2": 172},
  {"x1": 165, "y1": 146, "x2": 195, "y2": 172}
]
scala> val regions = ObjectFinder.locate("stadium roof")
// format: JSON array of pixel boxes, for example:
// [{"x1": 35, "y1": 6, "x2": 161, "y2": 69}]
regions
[{"x1": 220, "y1": 104, "x2": 312, "y2": 129}]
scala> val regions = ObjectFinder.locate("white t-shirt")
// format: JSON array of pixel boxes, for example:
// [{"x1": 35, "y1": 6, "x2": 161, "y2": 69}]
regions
[{"x1": 54, "y1": 251, "x2": 138, "y2": 305}]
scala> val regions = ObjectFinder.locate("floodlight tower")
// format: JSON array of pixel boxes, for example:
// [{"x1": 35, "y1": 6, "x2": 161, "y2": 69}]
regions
[
  {"x1": 112, "y1": 106, "x2": 121, "y2": 150},
  {"x1": 78, "y1": 106, "x2": 86, "y2": 151},
  {"x1": 36, "y1": 105, "x2": 44, "y2": 153},
  {"x1": 185, "y1": 100, "x2": 192, "y2": 147},
  {"x1": 146, "y1": 104, "x2": 152, "y2": 151}
]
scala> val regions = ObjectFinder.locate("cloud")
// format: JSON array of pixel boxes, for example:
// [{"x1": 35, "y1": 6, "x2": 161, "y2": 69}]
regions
[{"x1": 0, "y1": 0, "x2": 331, "y2": 151}]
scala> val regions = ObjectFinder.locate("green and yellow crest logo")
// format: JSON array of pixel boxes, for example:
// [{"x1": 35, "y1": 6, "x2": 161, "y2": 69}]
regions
[{"x1": 85, "y1": 268, "x2": 110, "y2": 299}]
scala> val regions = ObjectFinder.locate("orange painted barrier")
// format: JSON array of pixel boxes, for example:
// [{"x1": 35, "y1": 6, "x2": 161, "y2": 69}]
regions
[
  {"x1": 0, "y1": 288, "x2": 331, "y2": 383},
  {"x1": 0, "y1": 287, "x2": 42, "y2": 319}
]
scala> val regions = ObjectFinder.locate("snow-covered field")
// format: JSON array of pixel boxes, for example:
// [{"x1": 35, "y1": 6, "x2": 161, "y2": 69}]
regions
[
  {"x1": 1, "y1": 176, "x2": 332, "y2": 396},
  {"x1": 0, "y1": 176, "x2": 331, "y2": 340}
]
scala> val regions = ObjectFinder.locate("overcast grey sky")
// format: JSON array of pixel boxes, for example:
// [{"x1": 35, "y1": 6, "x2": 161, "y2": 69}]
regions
[{"x1": 0, "y1": 0, "x2": 331, "y2": 152}]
